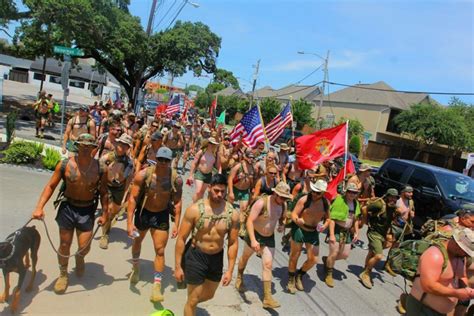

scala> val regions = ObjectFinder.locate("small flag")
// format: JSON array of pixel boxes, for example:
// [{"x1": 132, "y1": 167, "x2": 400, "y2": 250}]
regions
[
  {"x1": 265, "y1": 102, "x2": 293, "y2": 144},
  {"x1": 165, "y1": 95, "x2": 181, "y2": 116},
  {"x1": 217, "y1": 110, "x2": 226, "y2": 125},
  {"x1": 324, "y1": 158, "x2": 356, "y2": 201}
]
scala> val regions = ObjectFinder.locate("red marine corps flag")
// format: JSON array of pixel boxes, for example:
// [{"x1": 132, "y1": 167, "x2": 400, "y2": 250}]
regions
[{"x1": 295, "y1": 122, "x2": 347, "y2": 170}]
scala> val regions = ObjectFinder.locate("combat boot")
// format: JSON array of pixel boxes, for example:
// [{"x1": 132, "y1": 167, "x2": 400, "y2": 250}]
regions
[
  {"x1": 235, "y1": 269, "x2": 246, "y2": 292},
  {"x1": 130, "y1": 265, "x2": 140, "y2": 284},
  {"x1": 99, "y1": 234, "x2": 109, "y2": 250},
  {"x1": 262, "y1": 281, "x2": 280, "y2": 309},
  {"x1": 359, "y1": 269, "x2": 373, "y2": 289},
  {"x1": 384, "y1": 261, "x2": 397, "y2": 277},
  {"x1": 325, "y1": 268, "x2": 334, "y2": 288},
  {"x1": 295, "y1": 272, "x2": 304, "y2": 291},
  {"x1": 286, "y1": 274, "x2": 297, "y2": 294},
  {"x1": 54, "y1": 265, "x2": 69, "y2": 294},
  {"x1": 150, "y1": 283, "x2": 164, "y2": 303}
]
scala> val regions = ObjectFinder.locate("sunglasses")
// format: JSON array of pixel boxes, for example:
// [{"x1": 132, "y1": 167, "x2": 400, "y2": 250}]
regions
[
  {"x1": 151, "y1": 125, "x2": 159, "y2": 128},
  {"x1": 157, "y1": 158, "x2": 171, "y2": 163},
  {"x1": 269, "y1": 172, "x2": 278, "y2": 176},
  {"x1": 311, "y1": 191, "x2": 324, "y2": 195},
  {"x1": 113, "y1": 128, "x2": 122, "y2": 132},
  {"x1": 347, "y1": 191, "x2": 359, "y2": 195}
]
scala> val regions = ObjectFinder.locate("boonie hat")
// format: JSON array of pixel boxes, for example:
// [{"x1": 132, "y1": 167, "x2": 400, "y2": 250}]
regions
[
  {"x1": 208, "y1": 137, "x2": 219, "y2": 145},
  {"x1": 359, "y1": 163, "x2": 372, "y2": 172},
  {"x1": 79, "y1": 104, "x2": 88, "y2": 111},
  {"x1": 345, "y1": 183, "x2": 359, "y2": 193},
  {"x1": 117, "y1": 134, "x2": 133, "y2": 147},
  {"x1": 74, "y1": 133, "x2": 97, "y2": 147},
  {"x1": 453, "y1": 227, "x2": 474, "y2": 257},
  {"x1": 310, "y1": 179, "x2": 328, "y2": 193},
  {"x1": 128, "y1": 112, "x2": 136, "y2": 117},
  {"x1": 279, "y1": 143, "x2": 290, "y2": 151},
  {"x1": 401, "y1": 185, "x2": 414, "y2": 193},
  {"x1": 386, "y1": 188, "x2": 399, "y2": 197},
  {"x1": 156, "y1": 147, "x2": 173, "y2": 160},
  {"x1": 272, "y1": 182, "x2": 293, "y2": 200},
  {"x1": 161, "y1": 127, "x2": 169, "y2": 134}
]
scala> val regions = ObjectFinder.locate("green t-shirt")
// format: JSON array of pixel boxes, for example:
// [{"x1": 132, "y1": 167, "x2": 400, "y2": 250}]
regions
[{"x1": 367, "y1": 199, "x2": 396, "y2": 236}]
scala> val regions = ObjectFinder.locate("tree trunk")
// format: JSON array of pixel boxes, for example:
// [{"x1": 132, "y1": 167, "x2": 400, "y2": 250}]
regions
[{"x1": 39, "y1": 55, "x2": 47, "y2": 93}]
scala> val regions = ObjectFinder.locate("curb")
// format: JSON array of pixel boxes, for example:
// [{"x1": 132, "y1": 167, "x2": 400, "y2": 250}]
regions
[{"x1": 0, "y1": 162, "x2": 54, "y2": 174}]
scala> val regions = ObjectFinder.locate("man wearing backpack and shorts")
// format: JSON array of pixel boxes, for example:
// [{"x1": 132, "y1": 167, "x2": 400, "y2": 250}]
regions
[
  {"x1": 63, "y1": 105, "x2": 96, "y2": 155},
  {"x1": 287, "y1": 180, "x2": 330, "y2": 294},
  {"x1": 174, "y1": 174, "x2": 239, "y2": 316},
  {"x1": 359, "y1": 188, "x2": 398, "y2": 289},
  {"x1": 126, "y1": 147, "x2": 183, "y2": 303},
  {"x1": 407, "y1": 227, "x2": 474, "y2": 316},
  {"x1": 98, "y1": 134, "x2": 135, "y2": 249},
  {"x1": 235, "y1": 182, "x2": 292, "y2": 309},
  {"x1": 32, "y1": 133, "x2": 109, "y2": 294}
]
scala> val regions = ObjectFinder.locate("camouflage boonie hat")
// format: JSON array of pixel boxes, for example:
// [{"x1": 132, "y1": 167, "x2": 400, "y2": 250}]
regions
[
  {"x1": 74, "y1": 133, "x2": 97, "y2": 147},
  {"x1": 386, "y1": 188, "x2": 399, "y2": 197}
]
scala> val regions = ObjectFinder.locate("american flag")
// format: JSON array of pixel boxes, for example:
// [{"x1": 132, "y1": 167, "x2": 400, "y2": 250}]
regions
[
  {"x1": 165, "y1": 95, "x2": 180, "y2": 116},
  {"x1": 230, "y1": 106, "x2": 265, "y2": 148},
  {"x1": 266, "y1": 102, "x2": 293, "y2": 144}
]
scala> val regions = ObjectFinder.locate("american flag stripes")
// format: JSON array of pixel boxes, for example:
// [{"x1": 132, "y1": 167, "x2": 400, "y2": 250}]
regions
[
  {"x1": 165, "y1": 95, "x2": 181, "y2": 116},
  {"x1": 265, "y1": 102, "x2": 293, "y2": 144},
  {"x1": 229, "y1": 106, "x2": 266, "y2": 148}
]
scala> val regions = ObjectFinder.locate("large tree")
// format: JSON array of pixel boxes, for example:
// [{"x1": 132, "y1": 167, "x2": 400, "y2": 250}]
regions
[
  {"x1": 259, "y1": 98, "x2": 281, "y2": 124},
  {"x1": 5, "y1": 0, "x2": 221, "y2": 103},
  {"x1": 213, "y1": 68, "x2": 240, "y2": 90},
  {"x1": 292, "y1": 99, "x2": 316, "y2": 130}
]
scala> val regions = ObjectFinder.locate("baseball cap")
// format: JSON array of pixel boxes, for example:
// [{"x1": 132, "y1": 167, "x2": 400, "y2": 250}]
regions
[
  {"x1": 151, "y1": 131, "x2": 163, "y2": 141},
  {"x1": 345, "y1": 183, "x2": 359, "y2": 193},
  {"x1": 401, "y1": 185, "x2": 414, "y2": 193},
  {"x1": 156, "y1": 147, "x2": 173, "y2": 160}
]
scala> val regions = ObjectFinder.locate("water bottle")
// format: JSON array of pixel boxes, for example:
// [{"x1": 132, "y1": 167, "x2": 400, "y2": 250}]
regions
[
  {"x1": 130, "y1": 230, "x2": 140, "y2": 239},
  {"x1": 316, "y1": 221, "x2": 325, "y2": 233}
]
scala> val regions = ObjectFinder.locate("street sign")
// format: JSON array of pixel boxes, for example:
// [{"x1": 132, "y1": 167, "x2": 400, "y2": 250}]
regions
[
  {"x1": 292, "y1": 121, "x2": 297, "y2": 129},
  {"x1": 53, "y1": 45, "x2": 84, "y2": 57}
]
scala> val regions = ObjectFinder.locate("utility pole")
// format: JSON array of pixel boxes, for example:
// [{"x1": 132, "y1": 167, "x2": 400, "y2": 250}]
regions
[
  {"x1": 134, "y1": 0, "x2": 158, "y2": 111},
  {"x1": 249, "y1": 59, "x2": 260, "y2": 108},
  {"x1": 316, "y1": 50, "x2": 329, "y2": 129}
]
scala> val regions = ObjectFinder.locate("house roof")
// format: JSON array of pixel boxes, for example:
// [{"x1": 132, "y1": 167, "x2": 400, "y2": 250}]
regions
[
  {"x1": 214, "y1": 86, "x2": 245, "y2": 97},
  {"x1": 323, "y1": 81, "x2": 431, "y2": 110},
  {"x1": 0, "y1": 54, "x2": 33, "y2": 70},
  {"x1": 30, "y1": 58, "x2": 107, "y2": 84},
  {"x1": 254, "y1": 84, "x2": 320, "y2": 101}
]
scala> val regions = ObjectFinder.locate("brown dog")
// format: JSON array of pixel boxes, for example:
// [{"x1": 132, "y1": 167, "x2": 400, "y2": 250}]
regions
[{"x1": 0, "y1": 226, "x2": 40, "y2": 313}]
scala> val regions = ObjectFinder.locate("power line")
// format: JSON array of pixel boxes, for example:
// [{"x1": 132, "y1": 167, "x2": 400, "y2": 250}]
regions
[
  {"x1": 325, "y1": 81, "x2": 474, "y2": 96},
  {"x1": 295, "y1": 64, "x2": 323, "y2": 85},
  {"x1": 167, "y1": 0, "x2": 187, "y2": 29},
  {"x1": 153, "y1": 0, "x2": 178, "y2": 32}
]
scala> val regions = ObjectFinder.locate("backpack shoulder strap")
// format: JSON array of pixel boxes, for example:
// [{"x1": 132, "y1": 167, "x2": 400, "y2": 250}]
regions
[
  {"x1": 261, "y1": 195, "x2": 269, "y2": 217},
  {"x1": 322, "y1": 197, "x2": 330, "y2": 213},
  {"x1": 433, "y1": 241, "x2": 449, "y2": 272},
  {"x1": 195, "y1": 199, "x2": 207, "y2": 232},
  {"x1": 60, "y1": 158, "x2": 69, "y2": 181},
  {"x1": 98, "y1": 133, "x2": 108, "y2": 158},
  {"x1": 171, "y1": 168, "x2": 178, "y2": 193},
  {"x1": 225, "y1": 202, "x2": 234, "y2": 231}
]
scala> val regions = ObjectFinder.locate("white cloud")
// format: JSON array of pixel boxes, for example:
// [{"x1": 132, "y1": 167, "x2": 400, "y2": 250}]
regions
[{"x1": 270, "y1": 49, "x2": 381, "y2": 72}]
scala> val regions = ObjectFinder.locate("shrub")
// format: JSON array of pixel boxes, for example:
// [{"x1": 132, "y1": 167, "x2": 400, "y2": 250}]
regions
[
  {"x1": 33, "y1": 142, "x2": 44, "y2": 157},
  {"x1": 42, "y1": 147, "x2": 62, "y2": 171},
  {"x1": 349, "y1": 135, "x2": 361, "y2": 156},
  {"x1": 1, "y1": 141, "x2": 41, "y2": 164}
]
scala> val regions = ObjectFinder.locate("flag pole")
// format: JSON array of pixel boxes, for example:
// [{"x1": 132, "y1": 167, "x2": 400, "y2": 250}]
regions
[
  {"x1": 343, "y1": 120, "x2": 349, "y2": 186},
  {"x1": 255, "y1": 101, "x2": 270, "y2": 148},
  {"x1": 290, "y1": 96, "x2": 295, "y2": 147}
]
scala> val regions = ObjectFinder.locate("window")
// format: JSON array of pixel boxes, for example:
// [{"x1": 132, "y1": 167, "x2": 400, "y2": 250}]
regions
[
  {"x1": 382, "y1": 161, "x2": 406, "y2": 181},
  {"x1": 408, "y1": 169, "x2": 436, "y2": 190},
  {"x1": 69, "y1": 80, "x2": 85, "y2": 89},
  {"x1": 33, "y1": 73, "x2": 45, "y2": 81},
  {"x1": 49, "y1": 76, "x2": 61, "y2": 84}
]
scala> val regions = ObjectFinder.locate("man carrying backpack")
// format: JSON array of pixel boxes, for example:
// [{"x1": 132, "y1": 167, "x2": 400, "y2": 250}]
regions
[
  {"x1": 63, "y1": 105, "x2": 96, "y2": 155},
  {"x1": 174, "y1": 174, "x2": 239, "y2": 316},
  {"x1": 126, "y1": 147, "x2": 183, "y2": 303},
  {"x1": 287, "y1": 180, "x2": 330, "y2": 294},
  {"x1": 235, "y1": 182, "x2": 292, "y2": 309},
  {"x1": 32, "y1": 133, "x2": 109, "y2": 294},
  {"x1": 406, "y1": 227, "x2": 474, "y2": 316},
  {"x1": 98, "y1": 134, "x2": 135, "y2": 249},
  {"x1": 359, "y1": 188, "x2": 399, "y2": 289}
]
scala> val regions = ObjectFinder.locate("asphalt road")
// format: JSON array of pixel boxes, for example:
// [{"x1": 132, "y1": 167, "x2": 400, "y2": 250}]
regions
[{"x1": 0, "y1": 161, "x2": 408, "y2": 315}]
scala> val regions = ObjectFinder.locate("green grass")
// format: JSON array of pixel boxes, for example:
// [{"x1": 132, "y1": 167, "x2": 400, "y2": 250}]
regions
[{"x1": 360, "y1": 158, "x2": 384, "y2": 167}]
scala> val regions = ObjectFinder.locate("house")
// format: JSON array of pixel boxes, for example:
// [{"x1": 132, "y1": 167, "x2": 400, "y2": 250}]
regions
[
  {"x1": 317, "y1": 81, "x2": 436, "y2": 142},
  {"x1": 253, "y1": 84, "x2": 321, "y2": 102},
  {"x1": 214, "y1": 86, "x2": 246, "y2": 97},
  {"x1": 0, "y1": 54, "x2": 33, "y2": 83}
]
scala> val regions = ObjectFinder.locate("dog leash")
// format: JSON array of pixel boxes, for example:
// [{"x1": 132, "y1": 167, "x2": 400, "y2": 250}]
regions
[
  {"x1": 0, "y1": 218, "x2": 35, "y2": 265},
  {"x1": 36, "y1": 218, "x2": 101, "y2": 259}
]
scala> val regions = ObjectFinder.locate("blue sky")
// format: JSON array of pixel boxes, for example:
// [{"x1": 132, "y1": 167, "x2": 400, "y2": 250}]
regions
[{"x1": 130, "y1": 0, "x2": 473, "y2": 105}]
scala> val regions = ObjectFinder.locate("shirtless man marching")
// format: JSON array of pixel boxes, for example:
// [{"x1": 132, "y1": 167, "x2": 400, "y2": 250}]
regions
[
  {"x1": 236, "y1": 182, "x2": 292, "y2": 309},
  {"x1": 126, "y1": 147, "x2": 183, "y2": 302},
  {"x1": 287, "y1": 180, "x2": 330, "y2": 294},
  {"x1": 175, "y1": 174, "x2": 239, "y2": 316},
  {"x1": 32, "y1": 133, "x2": 108, "y2": 294},
  {"x1": 163, "y1": 122, "x2": 185, "y2": 170},
  {"x1": 63, "y1": 105, "x2": 96, "y2": 155},
  {"x1": 188, "y1": 137, "x2": 220, "y2": 202}
]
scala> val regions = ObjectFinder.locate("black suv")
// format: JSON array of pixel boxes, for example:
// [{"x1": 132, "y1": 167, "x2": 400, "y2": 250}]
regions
[{"x1": 374, "y1": 158, "x2": 474, "y2": 229}]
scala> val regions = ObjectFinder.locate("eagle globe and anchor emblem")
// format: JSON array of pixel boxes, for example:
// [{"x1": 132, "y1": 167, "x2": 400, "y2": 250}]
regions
[{"x1": 304, "y1": 138, "x2": 334, "y2": 165}]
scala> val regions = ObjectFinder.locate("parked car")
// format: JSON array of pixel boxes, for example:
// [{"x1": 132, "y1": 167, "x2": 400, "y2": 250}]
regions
[{"x1": 374, "y1": 158, "x2": 474, "y2": 232}]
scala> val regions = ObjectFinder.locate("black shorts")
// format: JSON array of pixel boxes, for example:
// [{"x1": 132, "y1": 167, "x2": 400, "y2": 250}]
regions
[
  {"x1": 107, "y1": 185, "x2": 125, "y2": 205},
  {"x1": 134, "y1": 207, "x2": 169, "y2": 231},
  {"x1": 184, "y1": 246, "x2": 223, "y2": 285},
  {"x1": 55, "y1": 201, "x2": 95, "y2": 232}
]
